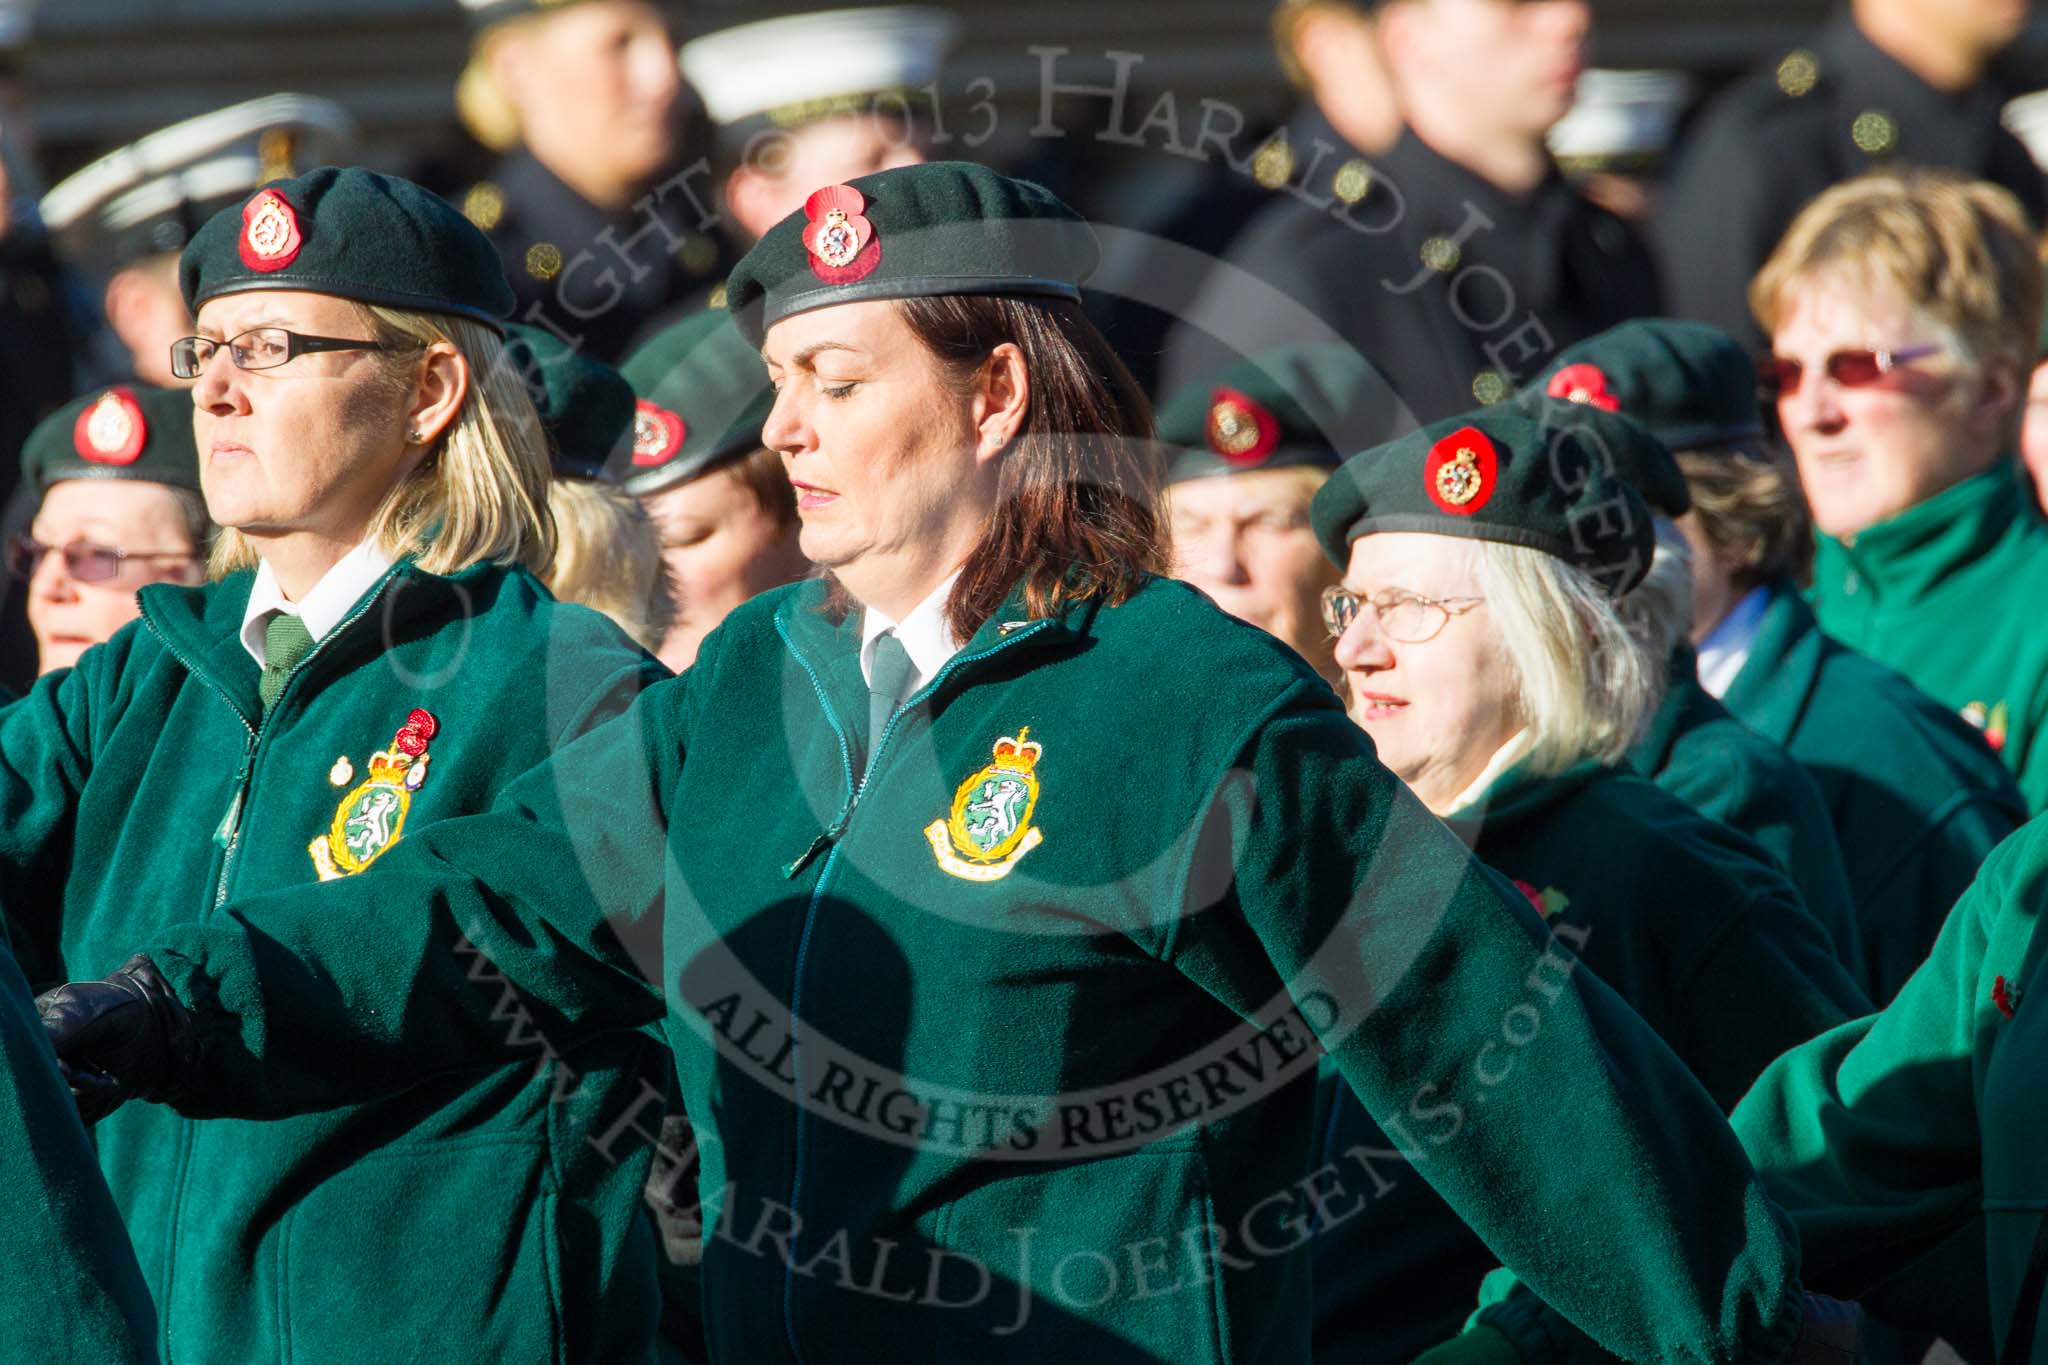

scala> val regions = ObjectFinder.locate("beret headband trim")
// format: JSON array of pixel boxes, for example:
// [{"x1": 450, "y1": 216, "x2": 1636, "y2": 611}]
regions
[
  {"x1": 190, "y1": 276, "x2": 509, "y2": 333},
  {"x1": 747, "y1": 273, "x2": 1083, "y2": 336}
]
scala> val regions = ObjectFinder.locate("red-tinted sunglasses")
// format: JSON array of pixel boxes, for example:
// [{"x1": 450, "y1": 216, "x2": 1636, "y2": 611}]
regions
[{"x1": 1759, "y1": 344, "x2": 1941, "y2": 397}]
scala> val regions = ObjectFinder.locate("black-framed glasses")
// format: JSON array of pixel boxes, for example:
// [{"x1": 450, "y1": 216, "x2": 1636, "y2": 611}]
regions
[
  {"x1": 168, "y1": 327, "x2": 418, "y2": 380},
  {"x1": 1321, "y1": 586, "x2": 1484, "y2": 643},
  {"x1": 7, "y1": 535, "x2": 195, "y2": 584},
  {"x1": 1759, "y1": 344, "x2": 1941, "y2": 398}
]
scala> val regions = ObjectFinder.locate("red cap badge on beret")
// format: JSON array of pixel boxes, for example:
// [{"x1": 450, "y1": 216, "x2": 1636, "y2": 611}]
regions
[
  {"x1": 239, "y1": 189, "x2": 304, "y2": 272},
  {"x1": 1425, "y1": 426, "x2": 1497, "y2": 516},
  {"x1": 802, "y1": 185, "x2": 880, "y2": 285},
  {"x1": 1206, "y1": 388, "x2": 1280, "y2": 466},
  {"x1": 632, "y1": 401, "x2": 687, "y2": 466},
  {"x1": 73, "y1": 388, "x2": 148, "y2": 465},
  {"x1": 1546, "y1": 363, "x2": 1621, "y2": 413}
]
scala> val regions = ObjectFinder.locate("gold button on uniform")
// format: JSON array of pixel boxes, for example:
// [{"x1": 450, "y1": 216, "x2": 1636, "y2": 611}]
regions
[
  {"x1": 1777, "y1": 50, "x2": 1820, "y2": 98},
  {"x1": 1852, "y1": 110, "x2": 1898, "y2": 156},
  {"x1": 524, "y1": 242, "x2": 563, "y2": 281},
  {"x1": 1332, "y1": 159, "x2": 1373, "y2": 206},
  {"x1": 1252, "y1": 138, "x2": 1296, "y2": 190},
  {"x1": 679, "y1": 235, "x2": 719, "y2": 274},
  {"x1": 1471, "y1": 370, "x2": 1508, "y2": 405},
  {"x1": 1420, "y1": 236, "x2": 1462, "y2": 275},
  {"x1": 462, "y1": 183, "x2": 506, "y2": 232}
]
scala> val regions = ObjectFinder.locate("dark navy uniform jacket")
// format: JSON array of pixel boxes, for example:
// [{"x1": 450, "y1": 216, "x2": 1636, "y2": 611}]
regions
[
  {"x1": 1162, "y1": 108, "x2": 1661, "y2": 424},
  {"x1": 1657, "y1": 12, "x2": 2046, "y2": 347}
]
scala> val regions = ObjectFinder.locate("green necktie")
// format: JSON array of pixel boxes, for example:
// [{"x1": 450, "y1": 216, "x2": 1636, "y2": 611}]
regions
[
  {"x1": 867, "y1": 630, "x2": 918, "y2": 756},
  {"x1": 259, "y1": 610, "x2": 315, "y2": 715}
]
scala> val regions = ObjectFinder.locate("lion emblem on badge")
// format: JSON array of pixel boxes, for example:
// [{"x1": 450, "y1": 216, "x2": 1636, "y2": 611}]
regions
[
  {"x1": 309, "y1": 709, "x2": 437, "y2": 879},
  {"x1": 925, "y1": 727, "x2": 1046, "y2": 882}
]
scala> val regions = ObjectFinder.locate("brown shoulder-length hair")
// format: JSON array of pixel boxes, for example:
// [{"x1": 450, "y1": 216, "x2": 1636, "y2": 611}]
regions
[{"x1": 875, "y1": 294, "x2": 1167, "y2": 640}]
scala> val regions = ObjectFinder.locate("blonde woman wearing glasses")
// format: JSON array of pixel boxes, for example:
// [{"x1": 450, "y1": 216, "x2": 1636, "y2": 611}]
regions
[
  {"x1": 1757, "y1": 169, "x2": 2048, "y2": 810},
  {"x1": 1311, "y1": 404, "x2": 1866, "y2": 1365},
  {"x1": 0, "y1": 169, "x2": 669, "y2": 1364}
]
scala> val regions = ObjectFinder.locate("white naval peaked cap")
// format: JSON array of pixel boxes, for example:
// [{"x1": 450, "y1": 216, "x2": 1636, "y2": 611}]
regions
[
  {"x1": 0, "y1": 0, "x2": 39, "y2": 50},
  {"x1": 1547, "y1": 69, "x2": 1694, "y2": 172},
  {"x1": 41, "y1": 94, "x2": 357, "y2": 254},
  {"x1": 680, "y1": 5, "x2": 960, "y2": 128},
  {"x1": 2005, "y1": 90, "x2": 2048, "y2": 173}
]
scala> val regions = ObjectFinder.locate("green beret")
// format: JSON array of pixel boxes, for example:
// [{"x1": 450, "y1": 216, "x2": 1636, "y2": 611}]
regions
[
  {"x1": 615, "y1": 309, "x2": 774, "y2": 497},
  {"x1": 1532, "y1": 319, "x2": 1766, "y2": 455},
  {"x1": 501, "y1": 325, "x2": 634, "y2": 481},
  {"x1": 21, "y1": 384, "x2": 201, "y2": 495},
  {"x1": 179, "y1": 167, "x2": 514, "y2": 330},
  {"x1": 1310, "y1": 408, "x2": 1655, "y2": 597},
  {"x1": 1512, "y1": 388, "x2": 1692, "y2": 519},
  {"x1": 723, "y1": 161, "x2": 1098, "y2": 345},
  {"x1": 1155, "y1": 345, "x2": 1411, "y2": 485}
]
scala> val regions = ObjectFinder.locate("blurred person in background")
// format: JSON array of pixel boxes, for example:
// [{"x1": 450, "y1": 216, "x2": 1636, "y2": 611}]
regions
[
  {"x1": 14, "y1": 383, "x2": 208, "y2": 678},
  {"x1": 1659, "y1": 0, "x2": 2041, "y2": 348},
  {"x1": 680, "y1": 6, "x2": 955, "y2": 249},
  {"x1": 455, "y1": 0, "x2": 722, "y2": 362},
  {"x1": 1757, "y1": 169, "x2": 2048, "y2": 811},
  {"x1": 503, "y1": 323, "x2": 675, "y2": 655},
  {"x1": 1165, "y1": 0, "x2": 1658, "y2": 423},
  {"x1": 618, "y1": 308, "x2": 807, "y2": 672},
  {"x1": 1155, "y1": 345, "x2": 1409, "y2": 692},
  {"x1": 39, "y1": 93, "x2": 357, "y2": 389}
]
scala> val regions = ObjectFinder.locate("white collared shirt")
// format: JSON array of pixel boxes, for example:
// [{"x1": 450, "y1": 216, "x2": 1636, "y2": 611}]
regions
[
  {"x1": 859, "y1": 571, "x2": 963, "y2": 696},
  {"x1": 1696, "y1": 584, "x2": 1775, "y2": 700},
  {"x1": 239, "y1": 541, "x2": 396, "y2": 668},
  {"x1": 1441, "y1": 729, "x2": 1535, "y2": 819}
]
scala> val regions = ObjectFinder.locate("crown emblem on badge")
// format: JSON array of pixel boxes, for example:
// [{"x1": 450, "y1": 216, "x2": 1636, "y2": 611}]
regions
[
  {"x1": 1206, "y1": 387, "x2": 1280, "y2": 465},
  {"x1": 73, "y1": 388, "x2": 147, "y2": 465},
  {"x1": 1546, "y1": 363, "x2": 1621, "y2": 413},
  {"x1": 1424, "y1": 426, "x2": 1497, "y2": 516},
  {"x1": 989, "y1": 730, "x2": 1043, "y2": 772},
  {"x1": 309, "y1": 708, "x2": 437, "y2": 880},
  {"x1": 802, "y1": 184, "x2": 880, "y2": 284},
  {"x1": 239, "y1": 189, "x2": 304, "y2": 272},
  {"x1": 632, "y1": 400, "x2": 686, "y2": 466}
]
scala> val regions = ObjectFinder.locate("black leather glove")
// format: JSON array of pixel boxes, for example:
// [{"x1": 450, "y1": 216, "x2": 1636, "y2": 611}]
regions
[
  {"x1": 1789, "y1": 1293, "x2": 1862, "y2": 1365},
  {"x1": 36, "y1": 954, "x2": 198, "y2": 1126}
]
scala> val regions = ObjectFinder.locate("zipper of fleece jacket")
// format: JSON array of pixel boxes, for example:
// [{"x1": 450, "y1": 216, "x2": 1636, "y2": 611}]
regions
[
  {"x1": 769, "y1": 617, "x2": 1053, "y2": 1365},
  {"x1": 135, "y1": 573, "x2": 394, "y2": 1361}
]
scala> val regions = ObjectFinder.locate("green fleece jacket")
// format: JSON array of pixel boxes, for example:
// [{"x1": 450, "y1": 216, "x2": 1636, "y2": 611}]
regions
[
  {"x1": 141, "y1": 574, "x2": 1810, "y2": 1364},
  {"x1": 1723, "y1": 584, "x2": 2024, "y2": 1002},
  {"x1": 0, "y1": 559, "x2": 670, "y2": 1365},
  {"x1": 1812, "y1": 463, "x2": 2048, "y2": 814},
  {"x1": 1732, "y1": 811, "x2": 2048, "y2": 1361},
  {"x1": 1630, "y1": 645, "x2": 1863, "y2": 985},
  {"x1": 1311, "y1": 761, "x2": 1865, "y2": 1365},
  {"x1": 0, "y1": 937, "x2": 158, "y2": 1362}
]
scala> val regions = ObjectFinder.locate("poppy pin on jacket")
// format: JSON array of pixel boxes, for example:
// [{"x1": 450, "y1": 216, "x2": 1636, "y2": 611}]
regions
[
  {"x1": 1425, "y1": 426, "x2": 1497, "y2": 515},
  {"x1": 1206, "y1": 388, "x2": 1280, "y2": 465},
  {"x1": 309, "y1": 709, "x2": 437, "y2": 880},
  {"x1": 239, "y1": 189, "x2": 304, "y2": 272},
  {"x1": 1994, "y1": 975, "x2": 2023, "y2": 1020},
  {"x1": 73, "y1": 388, "x2": 148, "y2": 465},
  {"x1": 802, "y1": 185, "x2": 880, "y2": 284},
  {"x1": 926, "y1": 727, "x2": 1046, "y2": 882}
]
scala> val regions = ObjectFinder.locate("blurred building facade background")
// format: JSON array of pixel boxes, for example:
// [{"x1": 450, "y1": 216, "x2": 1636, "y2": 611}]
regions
[{"x1": 24, "y1": 1, "x2": 2048, "y2": 189}]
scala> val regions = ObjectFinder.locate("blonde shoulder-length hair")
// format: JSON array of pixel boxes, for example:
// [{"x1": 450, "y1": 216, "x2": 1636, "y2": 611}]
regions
[
  {"x1": 209, "y1": 306, "x2": 557, "y2": 581},
  {"x1": 1471, "y1": 537, "x2": 1661, "y2": 777},
  {"x1": 545, "y1": 476, "x2": 675, "y2": 653}
]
